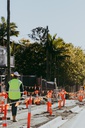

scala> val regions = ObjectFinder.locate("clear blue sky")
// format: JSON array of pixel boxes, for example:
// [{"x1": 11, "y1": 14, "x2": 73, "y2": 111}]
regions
[{"x1": 0, "y1": 0, "x2": 85, "y2": 50}]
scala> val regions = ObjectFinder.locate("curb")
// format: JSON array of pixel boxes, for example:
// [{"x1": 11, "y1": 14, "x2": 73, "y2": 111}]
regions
[{"x1": 39, "y1": 116, "x2": 67, "y2": 128}]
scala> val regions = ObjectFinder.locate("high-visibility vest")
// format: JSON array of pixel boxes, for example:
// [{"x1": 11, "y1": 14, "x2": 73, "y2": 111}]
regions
[{"x1": 8, "y1": 79, "x2": 22, "y2": 100}]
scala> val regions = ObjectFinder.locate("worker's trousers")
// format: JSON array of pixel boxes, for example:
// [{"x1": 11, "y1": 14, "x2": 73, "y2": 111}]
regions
[{"x1": 10, "y1": 99, "x2": 19, "y2": 116}]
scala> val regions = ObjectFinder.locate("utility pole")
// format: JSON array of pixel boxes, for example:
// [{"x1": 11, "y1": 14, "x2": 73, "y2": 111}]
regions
[
  {"x1": 7, "y1": 0, "x2": 11, "y2": 81},
  {"x1": 46, "y1": 26, "x2": 49, "y2": 81}
]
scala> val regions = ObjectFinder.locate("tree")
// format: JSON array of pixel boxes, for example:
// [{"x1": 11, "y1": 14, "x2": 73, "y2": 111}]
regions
[
  {"x1": 59, "y1": 43, "x2": 85, "y2": 89},
  {"x1": 28, "y1": 26, "x2": 50, "y2": 80},
  {"x1": 10, "y1": 38, "x2": 30, "y2": 56},
  {"x1": 14, "y1": 38, "x2": 85, "y2": 90},
  {"x1": 15, "y1": 42, "x2": 46, "y2": 77},
  {"x1": 28, "y1": 26, "x2": 70, "y2": 81},
  {"x1": 0, "y1": 16, "x2": 19, "y2": 46}
]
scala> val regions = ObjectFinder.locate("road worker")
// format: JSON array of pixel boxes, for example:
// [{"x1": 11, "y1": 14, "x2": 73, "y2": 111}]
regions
[{"x1": 6, "y1": 71, "x2": 24, "y2": 122}]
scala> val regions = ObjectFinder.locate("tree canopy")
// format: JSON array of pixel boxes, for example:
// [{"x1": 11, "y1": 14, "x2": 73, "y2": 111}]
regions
[{"x1": 0, "y1": 17, "x2": 85, "y2": 89}]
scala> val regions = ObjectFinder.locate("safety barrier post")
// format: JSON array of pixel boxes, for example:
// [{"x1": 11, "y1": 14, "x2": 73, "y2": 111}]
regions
[
  {"x1": 58, "y1": 99, "x2": 62, "y2": 109},
  {"x1": 62, "y1": 97, "x2": 65, "y2": 107},
  {"x1": 34, "y1": 90, "x2": 41, "y2": 105},
  {"x1": 0, "y1": 93, "x2": 4, "y2": 113},
  {"x1": 24, "y1": 91, "x2": 29, "y2": 108},
  {"x1": 61, "y1": 89, "x2": 67, "y2": 107},
  {"x1": 35, "y1": 90, "x2": 39, "y2": 97},
  {"x1": 46, "y1": 91, "x2": 53, "y2": 115},
  {"x1": 78, "y1": 95, "x2": 83, "y2": 102},
  {"x1": 2, "y1": 93, "x2": 8, "y2": 128},
  {"x1": 0, "y1": 101, "x2": 4, "y2": 113},
  {"x1": 58, "y1": 91, "x2": 62, "y2": 109},
  {"x1": 27, "y1": 96, "x2": 32, "y2": 128},
  {"x1": 26, "y1": 100, "x2": 29, "y2": 109},
  {"x1": 77, "y1": 90, "x2": 84, "y2": 102},
  {"x1": 24, "y1": 91, "x2": 28, "y2": 98},
  {"x1": 47, "y1": 101, "x2": 50, "y2": 112},
  {"x1": 47, "y1": 95, "x2": 51, "y2": 112},
  {"x1": 49, "y1": 102, "x2": 52, "y2": 115}
]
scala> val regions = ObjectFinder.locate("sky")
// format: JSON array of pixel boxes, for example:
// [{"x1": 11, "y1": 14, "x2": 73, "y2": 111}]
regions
[{"x1": 0, "y1": 0, "x2": 85, "y2": 50}]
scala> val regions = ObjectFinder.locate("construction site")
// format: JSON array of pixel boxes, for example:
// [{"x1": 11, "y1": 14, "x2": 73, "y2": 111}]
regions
[
  {"x1": 0, "y1": 81, "x2": 85, "y2": 128},
  {"x1": 0, "y1": 46, "x2": 85, "y2": 128},
  {"x1": 1, "y1": 0, "x2": 85, "y2": 128}
]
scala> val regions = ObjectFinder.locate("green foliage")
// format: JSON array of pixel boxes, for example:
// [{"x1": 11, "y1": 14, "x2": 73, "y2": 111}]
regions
[
  {"x1": 0, "y1": 16, "x2": 19, "y2": 46},
  {"x1": 58, "y1": 44, "x2": 85, "y2": 86},
  {"x1": 15, "y1": 43, "x2": 46, "y2": 77},
  {"x1": 0, "y1": 19, "x2": 84, "y2": 88},
  {"x1": 14, "y1": 27, "x2": 85, "y2": 88}
]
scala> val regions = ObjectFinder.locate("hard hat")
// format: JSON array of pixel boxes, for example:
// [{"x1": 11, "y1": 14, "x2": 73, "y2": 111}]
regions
[{"x1": 13, "y1": 71, "x2": 20, "y2": 77}]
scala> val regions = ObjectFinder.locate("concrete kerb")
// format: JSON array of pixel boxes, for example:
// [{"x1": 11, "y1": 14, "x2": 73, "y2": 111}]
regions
[
  {"x1": 38, "y1": 116, "x2": 68, "y2": 128},
  {"x1": 70, "y1": 105, "x2": 83, "y2": 113}
]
